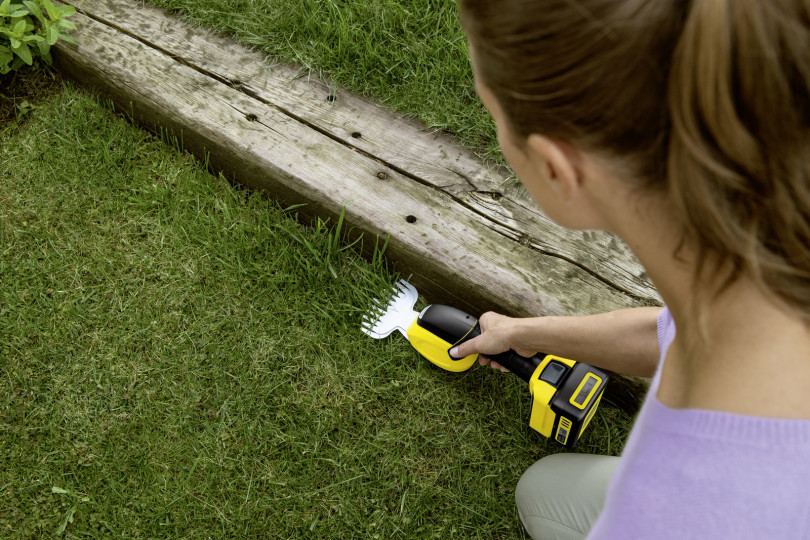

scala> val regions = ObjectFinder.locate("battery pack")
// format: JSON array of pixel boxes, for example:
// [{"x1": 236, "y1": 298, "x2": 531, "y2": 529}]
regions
[{"x1": 528, "y1": 356, "x2": 607, "y2": 448}]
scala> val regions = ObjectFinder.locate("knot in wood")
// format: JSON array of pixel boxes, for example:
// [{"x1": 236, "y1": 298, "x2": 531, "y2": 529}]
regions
[{"x1": 474, "y1": 190, "x2": 503, "y2": 201}]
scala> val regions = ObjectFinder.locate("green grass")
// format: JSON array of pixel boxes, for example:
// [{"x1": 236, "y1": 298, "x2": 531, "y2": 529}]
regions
[
  {"x1": 146, "y1": 0, "x2": 501, "y2": 160},
  {"x1": 0, "y1": 77, "x2": 632, "y2": 538}
]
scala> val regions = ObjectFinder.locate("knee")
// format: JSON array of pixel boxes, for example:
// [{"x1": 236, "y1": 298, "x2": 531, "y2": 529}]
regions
[
  {"x1": 515, "y1": 453, "x2": 572, "y2": 512},
  {"x1": 515, "y1": 455, "x2": 579, "y2": 540},
  {"x1": 515, "y1": 454, "x2": 618, "y2": 540}
]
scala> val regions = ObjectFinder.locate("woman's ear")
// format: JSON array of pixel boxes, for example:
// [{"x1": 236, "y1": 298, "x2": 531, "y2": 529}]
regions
[{"x1": 526, "y1": 134, "x2": 582, "y2": 203}]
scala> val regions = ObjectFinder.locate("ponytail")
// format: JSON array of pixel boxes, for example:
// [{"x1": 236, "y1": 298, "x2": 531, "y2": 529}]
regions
[{"x1": 667, "y1": 0, "x2": 810, "y2": 320}]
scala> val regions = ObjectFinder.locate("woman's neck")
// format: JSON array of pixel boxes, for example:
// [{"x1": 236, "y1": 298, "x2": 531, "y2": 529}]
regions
[{"x1": 621, "y1": 198, "x2": 810, "y2": 417}]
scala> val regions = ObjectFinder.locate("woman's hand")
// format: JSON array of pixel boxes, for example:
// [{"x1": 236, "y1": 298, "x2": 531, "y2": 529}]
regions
[{"x1": 449, "y1": 311, "x2": 537, "y2": 372}]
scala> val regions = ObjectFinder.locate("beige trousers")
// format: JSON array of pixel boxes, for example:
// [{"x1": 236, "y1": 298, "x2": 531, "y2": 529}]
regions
[{"x1": 515, "y1": 454, "x2": 620, "y2": 540}]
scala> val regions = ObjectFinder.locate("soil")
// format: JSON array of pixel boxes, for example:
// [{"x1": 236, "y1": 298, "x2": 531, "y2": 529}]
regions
[{"x1": 0, "y1": 66, "x2": 62, "y2": 127}]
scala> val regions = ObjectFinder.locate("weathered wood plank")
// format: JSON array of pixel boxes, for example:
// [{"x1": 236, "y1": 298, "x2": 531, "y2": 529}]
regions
[
  {"x1": 52, "y1": 3, "x2": 653, "y2": 409},
  {"x1": 60, "y1": 0, "x2": 660, "y2": 307}
]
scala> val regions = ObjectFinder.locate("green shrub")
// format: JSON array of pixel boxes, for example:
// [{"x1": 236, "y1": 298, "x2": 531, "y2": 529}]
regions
[{"x1": 0, "y1": 0, "x2": 76, "y2": 74}]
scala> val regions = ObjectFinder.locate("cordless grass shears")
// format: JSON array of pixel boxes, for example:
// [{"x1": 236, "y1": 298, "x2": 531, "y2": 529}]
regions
[{"x1": 361, "y1": 280, "x2": 608, "y2": 448}]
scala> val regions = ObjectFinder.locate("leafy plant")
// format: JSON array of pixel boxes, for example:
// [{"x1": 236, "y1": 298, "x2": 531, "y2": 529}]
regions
[{"x1": 0, "y1": 0, "x2": 76, "y2": 74}]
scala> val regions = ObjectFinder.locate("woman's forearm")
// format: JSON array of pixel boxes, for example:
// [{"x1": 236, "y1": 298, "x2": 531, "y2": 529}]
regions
[{"x1": 506, "y1": 307, "x2": 662, "y2": 378}]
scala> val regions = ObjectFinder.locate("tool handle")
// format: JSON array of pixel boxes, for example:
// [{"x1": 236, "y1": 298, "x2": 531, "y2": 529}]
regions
[{"x1": 459, "y1": 322, "x2": 543, "y2": 383}]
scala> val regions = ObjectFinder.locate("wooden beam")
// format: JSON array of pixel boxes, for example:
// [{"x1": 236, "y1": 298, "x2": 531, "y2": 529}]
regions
[{"x1": 53, "y1": 0, "x2": 656, "y2": 409}]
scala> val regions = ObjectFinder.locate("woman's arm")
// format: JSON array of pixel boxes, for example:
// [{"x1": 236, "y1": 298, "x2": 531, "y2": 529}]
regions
[{"x1": 450, "y1": 306, "x2": 662, "y2": 378}]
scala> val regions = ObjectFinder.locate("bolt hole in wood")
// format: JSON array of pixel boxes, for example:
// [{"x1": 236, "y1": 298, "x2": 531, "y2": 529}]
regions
[
  {"x1": 245, "y1": 113, "x2": 258, "y2": 122},
  {"x1": 405, "y1": 215, "x2": 417, "y2": 224},
  {"x1": 351, "y1": 132, "x2": 362, "y2": 138}
]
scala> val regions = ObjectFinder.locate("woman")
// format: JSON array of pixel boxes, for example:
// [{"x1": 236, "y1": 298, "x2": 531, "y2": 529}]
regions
[{"x1": 449, "y1": 1, "x2": 810, "y2": 538}]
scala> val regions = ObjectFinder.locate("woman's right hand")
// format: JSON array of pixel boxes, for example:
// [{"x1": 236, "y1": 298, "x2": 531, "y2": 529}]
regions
[{"x1": 449, "y1": 311, "x2": 538, "y2": 372}]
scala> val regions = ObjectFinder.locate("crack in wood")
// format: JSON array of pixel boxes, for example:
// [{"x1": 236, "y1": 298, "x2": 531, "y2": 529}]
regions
[
  {"x1": 488, "y1": 226, "x2": 655, "y2": 304},
  {"x1": 446, "y1": 168, "x2": 477, "y2": 191}
]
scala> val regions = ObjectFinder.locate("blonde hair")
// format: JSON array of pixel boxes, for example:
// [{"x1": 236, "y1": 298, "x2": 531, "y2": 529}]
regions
[{"x1": 461, "y1": 0, "x2": 810, "y2": 320}]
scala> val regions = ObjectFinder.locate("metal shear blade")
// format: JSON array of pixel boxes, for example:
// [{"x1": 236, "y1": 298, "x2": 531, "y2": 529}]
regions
[{"x1": 360, "y1": 280, "x2": 420, "y2": 341}]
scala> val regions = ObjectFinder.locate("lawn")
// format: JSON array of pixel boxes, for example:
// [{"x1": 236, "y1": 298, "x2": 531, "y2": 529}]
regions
[{"x1": 0, "y1": 1, "x2": 634, "y2": 536}]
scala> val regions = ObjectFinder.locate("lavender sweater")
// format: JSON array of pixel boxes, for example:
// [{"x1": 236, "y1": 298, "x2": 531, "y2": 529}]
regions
[{"x1": 588, "y1": 308, "x2": 810, "y2": 539}]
